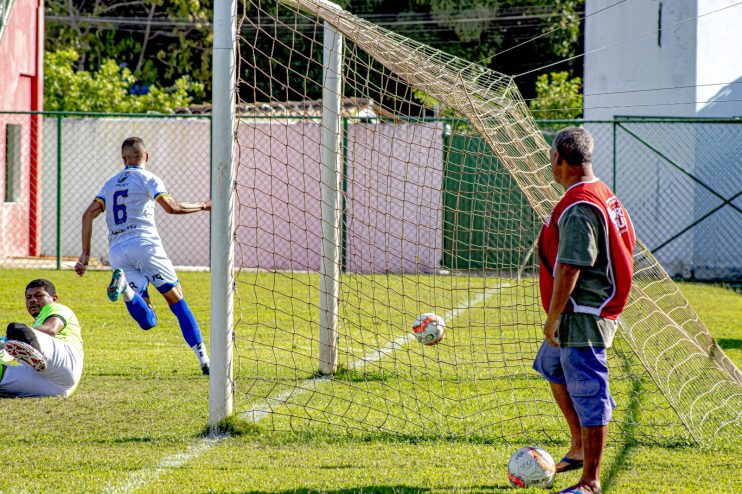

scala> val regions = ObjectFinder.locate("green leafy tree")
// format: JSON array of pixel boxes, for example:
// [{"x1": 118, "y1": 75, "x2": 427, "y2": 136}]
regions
[
  {"x1": 45, "y1": 49, "x2": 203, "y2": 113},
  {"x1": 536, "y1": 0, "x2": 582, "y2": 58},
  {"x1": 528, "y1": 71, "x2": 583, "y2": 121},
  {"x1": 44, "y1": 0, "x2": 584, "y2": 110},
  {"x1": 349, "y1": 0, "x2": 584, "y2": 108},
  {"x1": 45, "y1": 0, "x2": 212, "y2": 98}
]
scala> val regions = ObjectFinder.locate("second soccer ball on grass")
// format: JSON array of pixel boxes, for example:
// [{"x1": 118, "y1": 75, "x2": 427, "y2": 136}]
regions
[
  {"x1": 411, "y1": 313, "x2": 446, "y2": 346},
  {"x1": 507, "y1": 446, "x2": 556, "y2": 489}
]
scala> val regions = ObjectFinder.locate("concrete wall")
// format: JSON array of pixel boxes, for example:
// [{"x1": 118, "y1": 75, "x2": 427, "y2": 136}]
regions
[
  {"x1": 696, "y1": 0, "x2": 742, "y2": 116},
  {"x1": 236, "y1": 121, "x2": 443, "y2": 273},
  {"x1": 0, "y1": 0, "x2": 41, "y2": 110},
  {"x1": 345, "y1": 123, "x2": 443, "y2": 273},
  {"x1": 41, "y1": 118, "x2": 444, "y2": 273},
  {"x1": 40, "y1": 117, "x2": 212, "y2": 266},
  {"x1": 584, "y1": 0, "x2": 742, "y2": 118}
]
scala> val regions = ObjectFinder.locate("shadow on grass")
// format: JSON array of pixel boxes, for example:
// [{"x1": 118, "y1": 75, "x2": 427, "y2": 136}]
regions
[
  {"x1": 110, "y1": 436, "x2": 157, "y2": 444},
  {"x1": 716, "y1": 338, "x2": 742, "y2": 350},
  {"x1": 602, "y1": 349, "x2": 643, "y2": 490},
  {"x1": 601, "y1": 351, "x2": 694, "y2": 490},
  {"x1": 332, "y1": 367, "x2": 397, "y2": 383},
  {"x1": 203, "y1": 416, "x2": 571, "y2": 452},
  {"x1": 224, "y1": 486, "x2": 514, "y2": 493}
]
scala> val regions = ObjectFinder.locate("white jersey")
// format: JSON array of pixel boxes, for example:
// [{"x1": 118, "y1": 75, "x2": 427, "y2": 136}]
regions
[{"x1": 96, "y1": 165, "x2": 170, "y2": 248}]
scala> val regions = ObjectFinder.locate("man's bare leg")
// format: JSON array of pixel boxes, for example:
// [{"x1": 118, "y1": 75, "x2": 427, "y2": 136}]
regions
[
  {"x1": 549, "y1": 382, "x2": 584, "y2": 471},
  {"x1": 579, "y1": 425, "x2": 607, "y2": 491}
]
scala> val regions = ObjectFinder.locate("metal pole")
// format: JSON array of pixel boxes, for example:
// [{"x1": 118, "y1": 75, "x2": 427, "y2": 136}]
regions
[
  {"x1": 612, "y1": 120, "x2": 617, "y2": 192},
  {"x1": 318, "y1": 19, "x2": 344, "y2": 375},
  {"x1": 341, "y1": 116, "x2": 348, "y2": 273},
  {"x1": 56, "y1": 115, "x2": 62, "y2": 270},
  {"x1": 209, "y1": 0, "x2": 237, "y2": 429}
]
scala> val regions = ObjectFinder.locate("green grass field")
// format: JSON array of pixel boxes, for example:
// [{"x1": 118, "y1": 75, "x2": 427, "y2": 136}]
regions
[{"x1": 1, "y1": 270, "x2": 741, "y2": 493}]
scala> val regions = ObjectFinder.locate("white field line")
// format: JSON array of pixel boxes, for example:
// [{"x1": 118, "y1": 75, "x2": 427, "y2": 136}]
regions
[
  {"x1": 102, "y1": 283, "x2": 508, "y2": 494},
  {"x1": 101, "y1": 435, "x2": 227, "y2": 494}
]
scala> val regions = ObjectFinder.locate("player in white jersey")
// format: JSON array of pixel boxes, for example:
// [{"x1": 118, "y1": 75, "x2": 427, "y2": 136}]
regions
[{"x1": 75, "y1": 137, "x2": 212, "y2": 375}]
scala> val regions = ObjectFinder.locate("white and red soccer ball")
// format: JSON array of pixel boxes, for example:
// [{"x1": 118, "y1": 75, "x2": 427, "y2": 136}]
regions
[
  {"x1": 411, "y1": 313, "x2": 446, "y2": 346},
  {"x1": 507, "y1": 446, "x2": 556, "y2": 489}
]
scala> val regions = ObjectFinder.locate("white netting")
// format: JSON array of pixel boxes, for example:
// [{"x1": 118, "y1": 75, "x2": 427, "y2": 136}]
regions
[{"x1": 230, "y1": 0, "x2": 741, "y2": 444}]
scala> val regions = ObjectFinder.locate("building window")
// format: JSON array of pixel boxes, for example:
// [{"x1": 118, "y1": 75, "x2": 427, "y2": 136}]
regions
[{"x1": 5, "y1": 124, "x2": 21, "y2": 203}]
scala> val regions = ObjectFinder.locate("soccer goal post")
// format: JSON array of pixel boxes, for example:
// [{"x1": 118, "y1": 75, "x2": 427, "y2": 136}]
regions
[
  {"x1": 210, "y1": 0, "x2": 238, "y2": 427},
  {"x1": 211, "y1": 0, "x2": 742, "y2": 443},
  {"x1": 317, "y1": 12, "x2": 344, "y2": 376}
]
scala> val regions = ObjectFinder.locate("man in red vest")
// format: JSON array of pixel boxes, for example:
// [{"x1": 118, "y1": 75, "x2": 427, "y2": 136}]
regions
[{"x1": 533, "y1": 127, "x2": 636, "y2": 494}]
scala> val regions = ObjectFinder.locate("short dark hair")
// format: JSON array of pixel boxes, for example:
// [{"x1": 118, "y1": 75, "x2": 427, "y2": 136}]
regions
[
  {"x1": 26, "y1": 279, "x2": 57, "y2": 296},
  {"x1": 122, "y1": 137, "x2": 147, "y2": 163},
  {"x1": 553, "y1": 127, "x2": 593, "y2": 166}
]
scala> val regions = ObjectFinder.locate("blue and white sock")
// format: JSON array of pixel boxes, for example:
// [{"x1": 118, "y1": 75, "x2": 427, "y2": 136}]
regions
[
  {"x1": 169, "y1": 299, "x2": 209, "y2": 366},
  {"x1": 124, "y1": 291, "x2": 158, "y2": 330}
]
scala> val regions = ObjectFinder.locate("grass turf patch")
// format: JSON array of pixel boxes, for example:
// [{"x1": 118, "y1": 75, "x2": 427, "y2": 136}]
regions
[{"x1": 0, "y1": 270, "x2": 740, "y2": 493}]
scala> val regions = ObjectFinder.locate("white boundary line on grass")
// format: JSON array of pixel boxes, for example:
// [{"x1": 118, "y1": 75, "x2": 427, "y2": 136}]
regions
[
  {"x1": 103, "y1": 283, "x2": 508, "y2": 494},
  {"x1": 101, "y1": 435, "x2": 227, "y2": 494}
]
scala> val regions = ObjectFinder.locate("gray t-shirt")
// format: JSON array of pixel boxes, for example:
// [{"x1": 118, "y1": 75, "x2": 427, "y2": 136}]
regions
[{"x1": 556, "y1": 203, "x2": 617, "y2": 348}]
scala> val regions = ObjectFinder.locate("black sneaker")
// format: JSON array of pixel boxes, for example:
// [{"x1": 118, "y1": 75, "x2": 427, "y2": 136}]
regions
[{"x1": 201, "y1": 363, "x2": 210, "y2": 376}]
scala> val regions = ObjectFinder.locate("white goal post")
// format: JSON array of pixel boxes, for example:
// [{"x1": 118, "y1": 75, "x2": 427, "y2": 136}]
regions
[
  {"x1": 318, "y1": 16, "x2": 344, "y2": 376},
  {"x1": 209, "y1": 0, "x2": 347, "y2": 425},
  {"x1": 210, "y1": 0, "x2": 237, "y2": 428}
]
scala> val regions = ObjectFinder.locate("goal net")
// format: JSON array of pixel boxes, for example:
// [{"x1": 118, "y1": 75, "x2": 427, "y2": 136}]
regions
[{"x1": 229, "y1": 0, "x2": 741, "y2": 444}]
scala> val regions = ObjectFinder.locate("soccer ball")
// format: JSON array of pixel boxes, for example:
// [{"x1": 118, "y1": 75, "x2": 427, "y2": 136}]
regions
[
  {"x1": 411, "y1": 313, "x2": 445, "y2": 346},
  {"x1": 507, "y1": 446, "x2": 556, "y2": 489}
]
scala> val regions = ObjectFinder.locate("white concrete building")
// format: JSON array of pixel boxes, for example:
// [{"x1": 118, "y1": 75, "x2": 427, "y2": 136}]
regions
[
  {"x1": 584, "y1": 0, "x2": 742, "y2": 281},
  {"x1": 585, "y1": 0, "x2": 742, "y2": 119}
]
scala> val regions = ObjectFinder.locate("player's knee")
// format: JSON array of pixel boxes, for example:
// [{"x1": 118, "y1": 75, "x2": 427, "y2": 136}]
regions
[
  {"x1": 6, "y1": 322, "x2": 42, "y2": 353},
  {"x1": 7, "y1": 322, "x2": 35, "y2": 342}
]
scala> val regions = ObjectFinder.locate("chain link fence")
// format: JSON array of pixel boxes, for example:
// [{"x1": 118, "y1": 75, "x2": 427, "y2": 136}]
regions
[
  {"x1": 613, "y1": 117, "x2": 742, "y2": 282},
  {"x1": 1, "y1": 112, "x2": 739, "y2": 281},
  {"x1": 0, "y1": 112, "x2": 210, "y2": 271}
]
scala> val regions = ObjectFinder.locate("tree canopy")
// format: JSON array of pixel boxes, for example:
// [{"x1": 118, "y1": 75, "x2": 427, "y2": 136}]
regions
[
  {"x1": 45, "y1": 48, "x2": 203, "y2": 113},
  {"x1": 44, "y1": 0, "x2": 584, "y2": 115}
]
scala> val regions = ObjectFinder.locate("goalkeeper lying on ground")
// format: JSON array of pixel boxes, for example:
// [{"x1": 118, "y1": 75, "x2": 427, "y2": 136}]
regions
[{"x1": 0, "y1": 279, "x2": 83, "y2": 397}]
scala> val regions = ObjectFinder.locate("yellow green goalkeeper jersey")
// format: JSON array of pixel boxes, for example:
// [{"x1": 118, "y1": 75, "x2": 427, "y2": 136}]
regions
[{"x1": 33, "y1": 302, "x2": 83, "y2": 355}]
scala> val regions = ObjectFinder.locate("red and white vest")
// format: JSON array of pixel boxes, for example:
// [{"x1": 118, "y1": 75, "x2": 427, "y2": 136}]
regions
[{"x1": 538, "y1": 179, "x2": 636, "y2": 320}]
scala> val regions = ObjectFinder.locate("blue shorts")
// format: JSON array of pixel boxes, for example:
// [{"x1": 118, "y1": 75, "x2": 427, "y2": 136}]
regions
[{"x1": 532, "y1": 340, "x2": 616, "y2": 427}]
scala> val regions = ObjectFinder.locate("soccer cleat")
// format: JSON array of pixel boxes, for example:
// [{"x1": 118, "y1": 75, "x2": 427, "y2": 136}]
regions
[
  {"x1": 0, "y1": 336, "x2": 10, "y2": 363},
  {"x1": 4, "y1": 340, "x2": 47, "y2": 372},
  {"x1": 107, "y1": 269, "x2": 127, "y2": 302},
  {"x1": 201, "y1": 363, "x2": 210, "y2": 376}
]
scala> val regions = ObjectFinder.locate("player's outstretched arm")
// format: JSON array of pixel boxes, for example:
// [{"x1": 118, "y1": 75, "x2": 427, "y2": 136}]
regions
[
  {"x1": 156, "y1": 195, "x2": 211, "y2": 215},
  {"x1": 75, "y1": 200, "x2": 104, "y2": 276}
]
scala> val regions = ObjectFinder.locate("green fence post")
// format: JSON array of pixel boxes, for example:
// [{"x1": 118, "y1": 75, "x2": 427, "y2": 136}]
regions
[
  {"x1": 612, "y1": 119, "x2": 617, "y2": 193},
  {"x1": 209, "y1": 114, "x2": 213, "y2": 264},
  {"x1": 56, "y1": 114, "x2": 63, "y2": 270}
]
